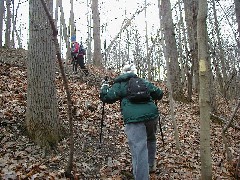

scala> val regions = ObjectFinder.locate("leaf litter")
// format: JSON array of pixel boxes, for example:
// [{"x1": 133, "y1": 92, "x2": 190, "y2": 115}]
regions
[{"x1": 0, "y1": 61, "x2": 239, "y2": 179}]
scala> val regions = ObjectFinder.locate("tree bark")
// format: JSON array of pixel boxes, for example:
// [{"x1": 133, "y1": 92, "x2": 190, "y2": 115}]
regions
[
  {"x1": 86, "y1": 0, "x2": 92, "y2": 64},
  {"x1": 234, "y1": 0, "x2": 240, "y2": 49},
  {"x1": 212, "y1": 0, "x2": 228, "y2": 98},
  {"x1": 160, "y1": 0, "x2": 185, "y2": 101},
  {"x1": 58, "y1": 0, "x2": 70, "y2": 61},
  {"x1": 0, "y1": 0, "x2": 4, "y2": 47},
  {"x1": 40, "y1": 0, "x2": 75, "y2": 176},
  {"x1": 166, "y1": 57, "x2": 180, "y2": 152},
  {"x1": 14, "y1": 0, "x2": 22, "y2": 48},
  {"x1": 197, "y1": 0, "x2": 212, "y2": 179},
  {"x1": 26, "y1": 0, "x2": 61, "y2": 151},
  {"x1": 5, "y1": 0, "x2": 11, "y2": 48},
  {"x1": 91, "y1": 0, "x2": 102, "y2": 66},
  {"x1": 183, "y1": 0, "x2": 199, "y2": 92}
]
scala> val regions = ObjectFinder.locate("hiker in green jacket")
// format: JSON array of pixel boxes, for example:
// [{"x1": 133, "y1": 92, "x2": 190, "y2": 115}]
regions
[{"x1": 100, "y1": 63, "x2": 164, "y2": 180}]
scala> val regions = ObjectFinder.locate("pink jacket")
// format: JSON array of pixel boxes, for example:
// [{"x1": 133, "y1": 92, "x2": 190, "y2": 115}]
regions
[{"x1": 72, "y1": 42, "x2": 79, "y2": 53}]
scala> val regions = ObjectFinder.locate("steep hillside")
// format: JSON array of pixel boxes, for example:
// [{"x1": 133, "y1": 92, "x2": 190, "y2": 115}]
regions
[{"x1": 0, "y1": 48, "x2": 239, "y2": 179}]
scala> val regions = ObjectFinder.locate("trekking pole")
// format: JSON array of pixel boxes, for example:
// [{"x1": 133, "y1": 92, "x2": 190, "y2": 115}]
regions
[
  {"x1": 99, "y1": 102, "x2": 105, "y2": 147},
  {"x1": 99, "y1": 76, "x2": 108, "y2": 148},
  {"x1": 155, "y1": 101, "x2": 165, "y2": 146},
  {"x1": 158, "y1": 114, "x2": 165, "y2": 146}
]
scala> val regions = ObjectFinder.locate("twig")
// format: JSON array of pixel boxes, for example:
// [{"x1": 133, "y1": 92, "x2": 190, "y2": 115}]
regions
[{"x1": 210, "y1": 113, "x2": 240, "y2": 130}]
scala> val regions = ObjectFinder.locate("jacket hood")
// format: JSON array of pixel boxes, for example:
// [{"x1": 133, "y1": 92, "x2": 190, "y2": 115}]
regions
[{"x1": 114, "y1": 72, "x2": 137, "y2": 83}]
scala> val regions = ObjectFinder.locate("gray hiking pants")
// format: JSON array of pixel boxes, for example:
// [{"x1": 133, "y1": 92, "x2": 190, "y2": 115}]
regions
[{"x1": 124, "y1": 118, "x2": 158, "y2": 180}]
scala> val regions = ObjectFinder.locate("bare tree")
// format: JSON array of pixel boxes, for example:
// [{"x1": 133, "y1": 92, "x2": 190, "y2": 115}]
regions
[
  {"x1": 183, "y1": 0, "x2": 199, "y2": 93},
  {"x1": 104, "y1": 5, "x2": 148, "y2": 60},
  {"x1": 197, "y1": 0, "x2": 212, "y2": 178},
  {"x1": 212, "y1": 0, "x2": 228, "y2": 98},
  {"x1": 160, "y1": 0, "x2": 185, "y2": 101},
  {"x1": 234, "y1": 0, "x2": 240, "y2": 49},
  {"x1": 26, "y1": 0, "x2": 61, "y2": 151},
  {"x1": 86, "y1": 0, "x2": 92, "y2": 63},
  {"x1": 14, "y1": 0, "x2": 22, "y2": 48},
  {"x1": 0, "y1": 0, "x2": 4, "y2": 47},
  {"x1": 91, "y1": 0, "x2": 102, "y2": 66},
  {"x1": 58, "y1": 0, "x2": 70, "y2": 60},
  {"x1": 5, "y1": 0, "x2": 11, "y2": 48}
]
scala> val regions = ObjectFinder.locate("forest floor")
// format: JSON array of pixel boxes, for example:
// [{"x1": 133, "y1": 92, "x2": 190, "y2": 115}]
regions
[{"x1": 0, "y1": 60, "x2": 239, "y2": 180}]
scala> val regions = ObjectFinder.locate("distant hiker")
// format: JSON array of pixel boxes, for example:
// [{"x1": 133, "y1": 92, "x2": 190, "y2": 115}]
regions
[
  {"x1": 71, "y1": 41, "x2": 79, "y2": 60},
  {"x1": 100, "y1": 63, "x2": 164, "y2": 180},
  {"x1": 71, "y1": 41, "x2": 88, "y2": 75}
]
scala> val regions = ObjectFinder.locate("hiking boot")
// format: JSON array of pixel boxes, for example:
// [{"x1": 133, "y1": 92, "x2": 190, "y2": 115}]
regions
[{"x1": 149, "y1": 160, "x2": 156, "y2": 173}]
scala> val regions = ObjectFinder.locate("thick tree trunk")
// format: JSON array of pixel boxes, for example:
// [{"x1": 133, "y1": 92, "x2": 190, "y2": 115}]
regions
[
  {"x1": 26, "y1": 0, "x2": 61, "y2": 150},
  {"x1": 197, "y1": 0, "x2": 212, "y2": 179}
]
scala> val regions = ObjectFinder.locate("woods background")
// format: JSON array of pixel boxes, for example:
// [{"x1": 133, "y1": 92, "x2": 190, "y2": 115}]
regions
[{"x1": 0, "y1": 0, "x2": 239, "y2": 179}]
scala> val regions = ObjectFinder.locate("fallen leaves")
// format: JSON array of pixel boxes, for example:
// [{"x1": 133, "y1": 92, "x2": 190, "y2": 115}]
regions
[{"x1": 0, "y1": 55, "x2": 239, "y2": 179}]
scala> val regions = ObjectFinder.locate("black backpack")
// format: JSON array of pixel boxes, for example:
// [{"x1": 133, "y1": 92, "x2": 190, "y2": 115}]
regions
[
  {"x1": 78, "y1": 45, "x2": 86, "y2": 55},
  {"x1": 127, "y1": 77, "x2": 151, "y2": 103}
]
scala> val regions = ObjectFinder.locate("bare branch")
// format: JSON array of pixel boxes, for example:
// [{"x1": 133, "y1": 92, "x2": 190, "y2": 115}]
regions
[{"x1": 104, "y1": 4, "x2": 150, "y2": 57}]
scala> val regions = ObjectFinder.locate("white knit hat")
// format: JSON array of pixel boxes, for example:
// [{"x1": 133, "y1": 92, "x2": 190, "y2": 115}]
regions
[{"x1": 122, "y1": 63, "x2": 137, "y2": 74}]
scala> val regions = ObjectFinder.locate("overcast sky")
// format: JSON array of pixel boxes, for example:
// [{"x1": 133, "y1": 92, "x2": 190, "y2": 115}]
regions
[
  {"x1": 9, "y1": 0, "x2": 236, "y2": 53},
  {"x1": 16, "y1": 0, "x2": 170, "y2": 49}
]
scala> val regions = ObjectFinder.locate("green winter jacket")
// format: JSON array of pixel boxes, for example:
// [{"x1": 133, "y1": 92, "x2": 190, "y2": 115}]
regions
[{"x1": 100, "y1": 73, "x2": 164, "y2": 124}]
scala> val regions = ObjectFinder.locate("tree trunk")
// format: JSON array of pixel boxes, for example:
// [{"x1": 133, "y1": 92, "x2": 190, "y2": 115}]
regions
[
  {"x1": 234, "y1": 0, "x2": 240, "y2": 49},
  {"x1": 11, "y1": 0, "x2": 14, "y2": 48},
  {"x1": 69, "y1": 0, "x2": 76, "y2": 40},
  {"x1": 160, "y1": 0, "x2": 185, "y2": 101},
  {"x1": 197, "y1": 0, "x2": 212, "y2": 179},
  {"x1": 183, "y1": 0, "x2": 199, "y2": 92},
  {"x1": 86, "y1": 0, "x2": 92, "y2": 64},
  {"x1": 166, "y1": 57, "x2": 180, "y2": 152},
  {"x1": 0, "y1": 0, "x2": 4, "y2": 47},
  {"x1": 59, "y1": 0, "x2": 70, "y2": 61},
  {"x1": 212, "y1": 0, "x2": 228, "y2": 98},
  {"x1": 91, "y1": 0, "x2": 102, "y2": 66},
  {"x1": 144, "y1": 0, "x2": 151, "y2": 80},
  {"x1": 5, "y1": 0, "x2": 11, "y2": 48},
  {"x1": 26, "y1": 0, "x2": 61, "y2": 151},
  {"x1": 14, "y1": 1, "x2": 22, "y2": 48}
]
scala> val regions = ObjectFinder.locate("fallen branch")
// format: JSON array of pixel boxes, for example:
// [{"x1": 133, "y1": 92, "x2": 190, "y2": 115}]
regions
[{"x1": 210, "y1": 113, "x2": 240, "y2": 131}]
